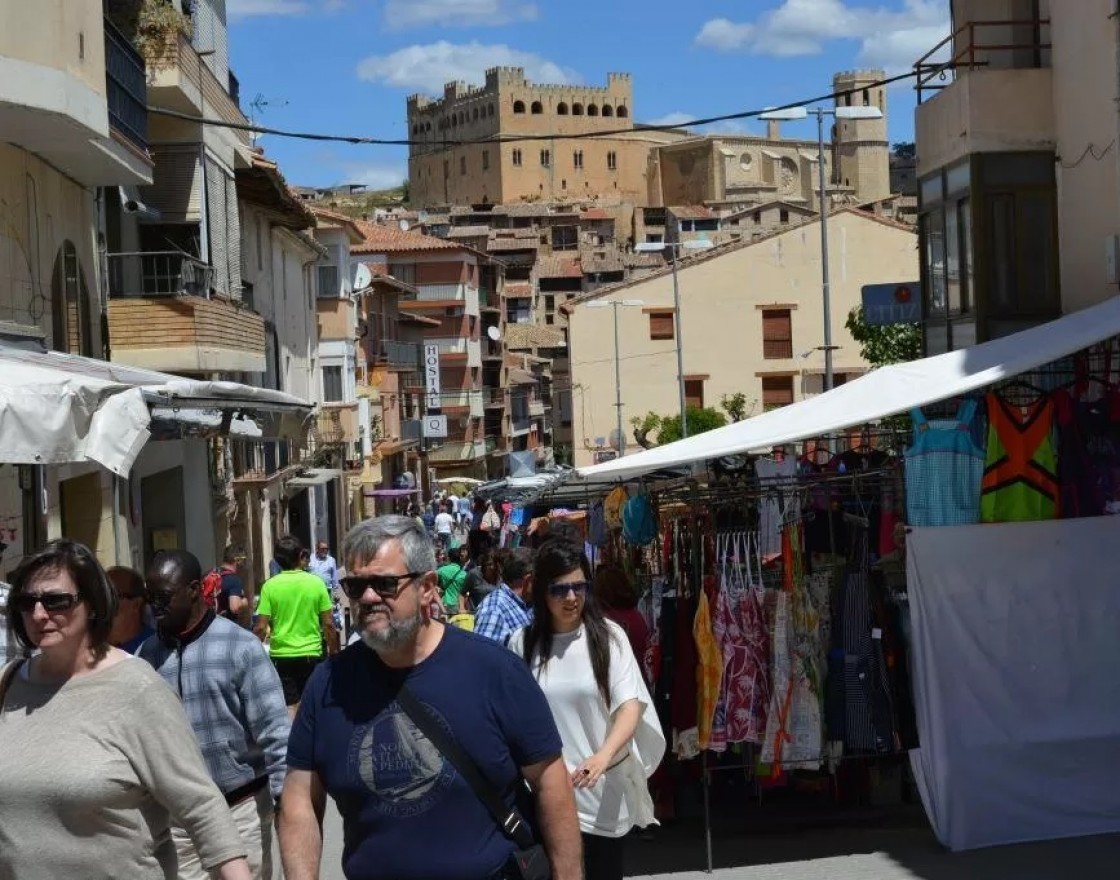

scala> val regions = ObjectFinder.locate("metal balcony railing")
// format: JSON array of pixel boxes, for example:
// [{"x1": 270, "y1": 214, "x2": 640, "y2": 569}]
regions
[
  {"x1": 915, "y1": 18, "x2": 1051, "y2": 104},
  {"x1": 104, "y1": 17, "x2": 148, "y2": 151},
  {"x1": 106, "y1": 252, "x2": 213, "y2": 297},
  {"x1": 380, "y1": 340, "x2": 421, "y2": 369},
  {"x1": 401, "y1": 420, "x2": 423, "y2": 441}
]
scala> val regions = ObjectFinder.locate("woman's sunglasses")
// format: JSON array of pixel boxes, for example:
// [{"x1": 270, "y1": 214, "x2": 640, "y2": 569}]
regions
[
  {"x1": 547, "y1": 581, "x2": 589, "y2": 600},
  {"x1": 13, "y1": 592, "x2": 82, "y2": 614},
  {"x1": 340, "y1": 572, "x2": 426, "y2": 601}
]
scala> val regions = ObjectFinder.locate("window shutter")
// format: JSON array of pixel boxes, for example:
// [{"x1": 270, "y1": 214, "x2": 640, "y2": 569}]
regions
[
  {"x1": 649, "y1": 311, "x2": 674, "y2": 340},
  {"x1": 225, "y1": 172, "x2": 242, "y2": 300},
  {"x1": 761, "y1": 376, "x2": 794, "y2": 410},
  {"x1": 140, "y1": 145, "x2": 203, "y2": 222},
  {"x1": 761, "y1": 309, "x2": 792, "y2": 358},
  {"x1": 205, "y1": 158, "x2": 229, "y2": 297}
]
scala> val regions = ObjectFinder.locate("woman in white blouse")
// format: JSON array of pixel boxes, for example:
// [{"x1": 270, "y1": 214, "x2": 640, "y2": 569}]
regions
[{"x1": 510, "y1": 539, "x2": 664, "y2": 880}]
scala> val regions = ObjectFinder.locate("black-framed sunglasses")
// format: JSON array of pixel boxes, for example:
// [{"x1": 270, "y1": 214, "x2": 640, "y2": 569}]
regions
[
  {"x1": 341, "y1": 572, "x2": 426, "y2": 601},
  {"x1": 547, "y1": 581, "x2": 590, "y2": 600},
  {"x1": 13, "y1": 592, "x2": 83, "y2": 614}
]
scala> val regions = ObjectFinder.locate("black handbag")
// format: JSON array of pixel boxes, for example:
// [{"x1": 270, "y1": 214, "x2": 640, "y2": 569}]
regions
[{"x1": 396, "y1": 686, "x2": 551, "y2": 880}]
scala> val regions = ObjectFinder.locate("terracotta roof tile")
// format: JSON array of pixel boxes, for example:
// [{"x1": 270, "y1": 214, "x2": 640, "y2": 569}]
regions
[
  {"x1": 504, "y1": 282, "x2": 532, "y2": 297},
  {"x1": 488, "y1": 235, "x2": 540, "y2": 252},
  {"x1": 669, "y1": 205, "x2": 716, "y2": 220},
  {"x1": 506, "y1": 323, "x2": 567, "y2": 350},
  {"x1": 535, "y1": 254, "x2": 583, "y2": 279},
  {"x1": 351, "y1": 219, "x2": 463, "y2": 254},
  {"x1": 581, "y1": 252, "x2": 626, "y2": 273},
  {"x1": 446, "y1": 225, "x2": 491, "y2": 238}
]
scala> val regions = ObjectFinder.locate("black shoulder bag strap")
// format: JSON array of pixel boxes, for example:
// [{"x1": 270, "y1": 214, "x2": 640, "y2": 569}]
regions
[
  {"x1": 0, "y1": 658, "x2": 27, "y2": 711},
  {"x1": 395, "y1": 685, "x2": 535, "y2": 850}
]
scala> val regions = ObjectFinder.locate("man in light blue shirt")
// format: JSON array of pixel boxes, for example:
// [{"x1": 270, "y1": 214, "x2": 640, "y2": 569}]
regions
[{"x1": 307, "y1": 541, "x2": 339, "y2": 593}]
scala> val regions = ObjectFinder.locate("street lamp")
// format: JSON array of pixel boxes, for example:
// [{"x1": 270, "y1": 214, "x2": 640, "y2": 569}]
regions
[
  {"x1": 759, "y1": 104, "x2": 883, "y2": 392},
  {"x1": 586, "y1": 298, "x2": 644, "y2": 457},
  {"x1": 634, "y1": 238, "x2": 713, "y2": 438}
]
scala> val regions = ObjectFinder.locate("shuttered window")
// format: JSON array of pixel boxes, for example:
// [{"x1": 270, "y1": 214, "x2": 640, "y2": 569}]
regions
[
  {"x1": 648, "y1": 310, "x2": 674, "y2": 340},
  {"x1": 762, "y1": 308, "x2": 792, "y2": 359},
  {"x1": 761, "y1": 376, "x2": 794, "y2": 410},
  {"x1": 225, "y1": 167, "x2": 241, "y2": 299},
  {"x1": 140, "y1": 145, "x2": 203, "y2": 222},
  {"x1": 204, "y1": 155, "x2": 241, "y2": 299},
  {"x1": 684, "y1": 379, "x2": 704, "y2": 410}
]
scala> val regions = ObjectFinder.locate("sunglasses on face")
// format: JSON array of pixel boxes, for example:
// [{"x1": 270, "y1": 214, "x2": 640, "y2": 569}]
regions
[
  {"x1": 547, "y1": 581, "x2": 589, "y2": 600},
  {"x1": 340, "y1": 572, "x2": 426, "y2": 601},
  {"x1": 13, "y1": 592, "x2": 82, "y2": 614}
]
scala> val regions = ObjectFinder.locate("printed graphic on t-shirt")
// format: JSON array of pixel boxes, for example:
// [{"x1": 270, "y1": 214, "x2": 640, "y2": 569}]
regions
[{"x1": 348, "y1": 702, "x2": 455, "y2": 818}]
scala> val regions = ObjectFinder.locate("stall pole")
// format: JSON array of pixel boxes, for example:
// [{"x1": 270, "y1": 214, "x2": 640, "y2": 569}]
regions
[{"x1": 702, "y1": 751, "x2": 714, "y2": 874}]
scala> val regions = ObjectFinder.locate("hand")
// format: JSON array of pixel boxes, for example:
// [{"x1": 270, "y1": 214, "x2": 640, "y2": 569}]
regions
[{"x1": 570, "y1": 751, "x2": 611, "y2": 789}]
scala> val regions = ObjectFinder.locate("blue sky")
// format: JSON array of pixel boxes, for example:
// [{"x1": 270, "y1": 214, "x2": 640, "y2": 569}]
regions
[{"x1": 226, "y1": 0, "x2": 949, "y2": 189}]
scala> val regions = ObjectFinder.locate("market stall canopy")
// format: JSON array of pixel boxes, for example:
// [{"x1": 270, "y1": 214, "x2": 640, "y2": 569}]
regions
[
  {"x1": 577, "y1": 297, "x2": 1120, "y2": 485},
  {"x1": 0, "y1": 340, "x2": 311, "y2": 476}
]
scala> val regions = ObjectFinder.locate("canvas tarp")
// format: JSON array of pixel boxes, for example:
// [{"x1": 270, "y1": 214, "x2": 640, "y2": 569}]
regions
[
  {"x1": 906, "y1": 518, "x2": 1120, "y2": 851},
  {"x1": 0, "y1": 341, "x2": 310, "y2": 476},
  {"x1": 576, "y1": 297, "x2": 1120, "y2": 485}
]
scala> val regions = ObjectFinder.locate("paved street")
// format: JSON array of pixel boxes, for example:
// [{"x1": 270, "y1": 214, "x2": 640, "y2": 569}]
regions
[{"x1": 279, "y1": 803, "x2": 1120, "y2": 879}]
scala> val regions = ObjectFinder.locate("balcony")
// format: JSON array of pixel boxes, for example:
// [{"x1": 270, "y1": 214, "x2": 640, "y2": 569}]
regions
[
  {"x1": 401, "y1": 420, "x2": 423, "y2": 442},
  {"x1": 106, "y1": 252, "x2": 265, "y2": 373},
  {"x1": 427, "y1": 440, "x2": 488, "y2": 464},
  {"x1": 105, "y1": 18, "x2": 149, "y2": 155},
  {"x1": 380, "y1": 340, "x2": 421, "y2": 371},
  {"x1": 483, "y1": 340, "x2": 503, "y2": 361},
  {"x1": 485, "y1": 387, "x2": 506, "y2": 408},
  {"x1": 529, "y1": 399, "x2": 546, "y2": 418},
  {"x1": 915, "y1": 17, "x2": 1053, "y2": 175}
]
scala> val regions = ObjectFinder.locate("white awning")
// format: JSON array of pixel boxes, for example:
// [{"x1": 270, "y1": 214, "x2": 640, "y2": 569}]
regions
[
  {"x1": 577, "y1": 297, "x2": 1120, "y2": 485},
  {"x1": 0, "y1": 341, "x2": 311, "y2": 476},
  {"x1": 286, "y1": 468, "x2": 343, "y2": 488}
]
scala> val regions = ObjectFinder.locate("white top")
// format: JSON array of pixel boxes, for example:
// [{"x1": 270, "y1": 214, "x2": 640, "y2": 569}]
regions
[
  {"x1": 434, "y1": 511, "x2": 454, "y2": 535},
  {"x1": 509, "y1": 620, "x2": 665, "y2": 837}
]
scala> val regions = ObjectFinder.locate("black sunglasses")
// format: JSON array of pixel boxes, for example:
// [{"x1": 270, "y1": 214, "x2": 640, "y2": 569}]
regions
[
  {"x1": 547, "y1": 581, "x2": 589, "y2": 600},
  {"x1": 341, "y1": 572, "x2": 426, "y2": 601},
  {"x1": 13, "y1": 592, "x2": 83, "y2": 614}
]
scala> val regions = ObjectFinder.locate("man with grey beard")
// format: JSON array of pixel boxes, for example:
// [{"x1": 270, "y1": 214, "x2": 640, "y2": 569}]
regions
[{"x1": 280, "y1": 515, "x2": 582, "y2": 880}]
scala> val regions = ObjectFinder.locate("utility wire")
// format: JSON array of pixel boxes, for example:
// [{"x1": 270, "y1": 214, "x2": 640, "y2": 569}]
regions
[{"x1": 148, "y1": 67, "x2": 928, "y2": 149}]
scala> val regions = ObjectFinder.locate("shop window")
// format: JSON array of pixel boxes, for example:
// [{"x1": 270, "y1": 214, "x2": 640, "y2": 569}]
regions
[
  {"x1": 648, "y1": 310, "x2": 674, "y2": 341},
  {"x1": 761, "y1": 375, "x2": 794, "y2": 410},
  {"x1": 761, "y1": 309, "x2": 793, "y2": 359},
  {"x1": 684, "y1": 379, "x2": 704, "y2": 410}
]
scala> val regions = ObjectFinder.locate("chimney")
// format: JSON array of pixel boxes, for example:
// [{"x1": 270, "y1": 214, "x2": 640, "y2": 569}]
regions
[{"x1": 767, "y1": 119, "x2": 780, "y2": 141}]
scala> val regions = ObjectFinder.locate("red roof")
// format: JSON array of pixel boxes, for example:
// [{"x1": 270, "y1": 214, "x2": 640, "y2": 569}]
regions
[
  {"x1": 505, "y1": 282, "x2": 532, "y2": 297},
  {"x1": 669, "y1": 205, "x2": 716, "y2": 220},
  {"x1": 535, "y1": 255, "x2": 583, "y2": 279},
  {"x1": 352, "y1": 219, "x2": 463, "y2": 255},
  {"x1": 580, "y1": 208, "x2": 612, "y2": 221}
]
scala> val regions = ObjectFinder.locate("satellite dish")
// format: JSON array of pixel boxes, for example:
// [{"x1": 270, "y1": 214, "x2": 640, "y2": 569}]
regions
[
  {"x1": 398, "y1": 219, "x2": 410, "y2": 231},
  {"x1": 353, "y1": 263, "x2": 372, "y2": 291},
  {"x1": 486, "y1": 325, "x2": 501, "y2": 342}
]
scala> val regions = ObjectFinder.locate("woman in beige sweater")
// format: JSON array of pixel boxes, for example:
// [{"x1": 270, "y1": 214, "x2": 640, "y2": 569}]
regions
[{"x1": 0, "y1": 540, "x2": 251, "y2": 880}]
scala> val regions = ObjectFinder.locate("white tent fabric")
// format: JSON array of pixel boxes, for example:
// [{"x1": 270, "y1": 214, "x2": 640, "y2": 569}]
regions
[
  {"x1": 576, "y1": 297, "x2": 1120, "y2": 485},
  {"x1": 906, "y1": 518, "x2": 1120, "y2": 851},
  {"x1": 0, "y1": 342, "x2": 310, "y2": 476}
]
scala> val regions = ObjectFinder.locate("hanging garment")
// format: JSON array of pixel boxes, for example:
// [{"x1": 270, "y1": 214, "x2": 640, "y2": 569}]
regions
[
  {"x1": 1054, "y1": 388, "x2": 1120, "y2": 518},
  {"x1": 670, "y1": 593, "x2": 700, "y2": 760},
  {"x1": 693, "y1": 587, "x2": 723, "y2": 752},
  {"x1": 713, "y1": 533, "x2": 770, "y2": 747},
  {"x1": 905, "y1": 399, "x2": 986, "y2": 526},
  {"x1": 980, "y1": 393, "x2": 1059, "y2": 523},
  {"x1": 756, "y1": 455, "x2": 798, "y2": 557}
]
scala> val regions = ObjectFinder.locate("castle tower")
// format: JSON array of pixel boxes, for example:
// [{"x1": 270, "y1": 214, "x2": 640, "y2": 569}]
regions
[{"x1": 832, "y1": 70, "x2": 890, "y2": 205}]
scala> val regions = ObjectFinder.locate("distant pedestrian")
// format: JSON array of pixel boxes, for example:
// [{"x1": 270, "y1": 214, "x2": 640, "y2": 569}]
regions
[
  {"x1": 279, "y1": 515, "x2": 583, "y2": 880},
  {"x1": 143, "y1": 550, "x2": 291, "y2": 880},
  {"x1": 307, "y1": 541, "x2": 339, "y2": 595},
  {"x1": 215, "y1": 545, "x2": 250, "y2": 626},
  {"x1": 0, "y1": 539, "x2": 251, "y2": 880},
  {"x1": 106, "y1": 565, "x2": 155, "y2": 654},
  {"x1": 254, "y1": 536, "x2": 338, "y2": 716},
  {"x1": 434, "y1": 500, "x2": 455, "y2": 545},
  {"x1": 473, "y1": 546, "x2": 535, "y2": 645}
]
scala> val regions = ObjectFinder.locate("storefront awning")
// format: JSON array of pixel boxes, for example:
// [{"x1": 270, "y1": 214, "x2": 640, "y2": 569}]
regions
[
  {"x1": 287, "y1": 468, "x2": 343, "y2": 489},
  {"x1": 577, "y1": 297, "x2": 1120, "y2": 485},
  {"x1": 0, "y1": 340, "x2": 312, "y2": 476}
]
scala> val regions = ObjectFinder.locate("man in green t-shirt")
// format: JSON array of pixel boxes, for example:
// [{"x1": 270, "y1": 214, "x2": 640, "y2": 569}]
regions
[
  {"x1": 436, "y1": 545, "x2": 471, "y2": 613},
  {"x1": 255, "y1": 535, "x2": 338, "y2": 715}
]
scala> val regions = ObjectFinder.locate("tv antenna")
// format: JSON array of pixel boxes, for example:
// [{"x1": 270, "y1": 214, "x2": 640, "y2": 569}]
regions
[{"x1": 248, "y1": 93, "x2": 290, "y2": 145}]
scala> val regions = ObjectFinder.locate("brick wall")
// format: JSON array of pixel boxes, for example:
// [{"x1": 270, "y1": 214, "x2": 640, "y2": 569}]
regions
[{"x1": 108, "y1": 296, "x2": 265, "y2": 354}]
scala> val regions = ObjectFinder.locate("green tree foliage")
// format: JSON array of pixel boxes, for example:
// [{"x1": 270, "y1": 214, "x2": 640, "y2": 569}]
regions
[
  {"x1": 845, "y1": 306, "x2": 921, "y2": 367},
  {"x1": 630, "y1": 406, "x2": 727, "y2": 448},
  {"x1": 892, "y1": 141, "x2": 916, "y2": 159},
  {"x1": 720, "y1": 392, "x2": 750, "y2": 422}
]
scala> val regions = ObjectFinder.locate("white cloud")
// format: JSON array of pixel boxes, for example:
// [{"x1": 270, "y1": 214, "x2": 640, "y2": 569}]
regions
[
  {"x1": 343, "y1": 161, "x2": 409, "y2": 191},
  {"x1": 644, "y1": 111, "x2": 752, "y2": 135},
  {"x1": 646, "y1": 112, "x2": 696, "y2": 128},
  {"x1": 227, "y1": 0, "x2": 310, "y2": 18},
  {"x1": 356, "y1": 41, "x2": 578, "y2": 94},
  {"x1": 695, "y1": 0, "x2": 949, "y2": 70},
  {"x1": 383, "y1": 0, "x2": 538, "y2": 30}
]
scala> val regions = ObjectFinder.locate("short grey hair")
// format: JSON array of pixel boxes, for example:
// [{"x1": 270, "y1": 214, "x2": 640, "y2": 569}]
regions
[{"x1": 343, "y1": 515, "x2": 436, "y2": 574}]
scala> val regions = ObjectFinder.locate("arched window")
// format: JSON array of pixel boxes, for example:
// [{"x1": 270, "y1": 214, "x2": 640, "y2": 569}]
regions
[
  {"x1": 51, "y1": 240, "x2": 92, "y2": 356},
  {"x1": 557, "y1": 102, "x2": 569, "y2": 115},
  {"x1": 530, "y1": 101, "x2": 543, "y2": 114},
  {"x1": 572, "y1": 103, "x2": 584, "y2": 115},
  {"x1": 602, "y1": 105, "x2": 613, "y2": 117},
  {"x1": 587, "y1": 104, "x2": 599, "y2": 117},
  {"x1": 513, "y1": 100, "x2": 526, "y2": 113},
  {"x1": 617, "y1": 105, "x2": 629, "y2": 118}
]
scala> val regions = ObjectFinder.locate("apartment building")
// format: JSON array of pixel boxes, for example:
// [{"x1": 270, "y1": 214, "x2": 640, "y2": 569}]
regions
[
  {"x1": 564, "y1": 211, "x2": 918, "y2": 467},
  {"x1": 913, "y1": 0, "x2": 1118, "y2": 352},
  {"x1": 0, "y1": 1, "x2": 312, "y2": 583}
]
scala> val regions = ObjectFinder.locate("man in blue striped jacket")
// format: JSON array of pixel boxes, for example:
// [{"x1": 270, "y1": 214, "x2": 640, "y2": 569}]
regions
[{"x1": 141, "y1": 549, "x2": 291, "y2": 880}]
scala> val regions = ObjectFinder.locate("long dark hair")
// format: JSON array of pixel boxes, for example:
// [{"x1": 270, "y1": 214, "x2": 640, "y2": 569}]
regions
[{"x1": 522, "y1": 538, "x2": 614, "y2": 706}]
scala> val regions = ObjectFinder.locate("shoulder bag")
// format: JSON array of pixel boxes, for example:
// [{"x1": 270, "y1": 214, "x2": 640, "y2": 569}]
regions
[
  {"x1": 0, "y1": 658, "x2": 27, "y2": 711},
  {"x1": 395, "y1": 686, "x2": 551, "y2": 880}
]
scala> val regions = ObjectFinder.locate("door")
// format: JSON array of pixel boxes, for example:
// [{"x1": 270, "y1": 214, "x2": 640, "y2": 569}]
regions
[
  {"x1": 140, "y1": 468, "x2": 186, "y2": 571},
  {"x1": 60, "y1": 472, "x2": 108, "y2": 559}
]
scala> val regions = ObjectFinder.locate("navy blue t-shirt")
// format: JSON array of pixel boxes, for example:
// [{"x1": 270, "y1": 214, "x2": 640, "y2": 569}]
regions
[{"x1": 287, "y1": 625, "x2": 562, "y2": 880}]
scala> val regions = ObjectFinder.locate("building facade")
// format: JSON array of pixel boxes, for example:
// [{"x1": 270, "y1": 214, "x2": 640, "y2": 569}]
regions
[
  {"x1": 564, "y1": 211, "x2": 919, "y2": 467},
  {"x1": 913, "y1": 0, "x2": 1117, "y2": 352}
]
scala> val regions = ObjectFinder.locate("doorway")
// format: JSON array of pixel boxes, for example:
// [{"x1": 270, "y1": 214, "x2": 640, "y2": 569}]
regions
[{"x1": 140, "y1": 467, "x2": 186, "y2": 571}]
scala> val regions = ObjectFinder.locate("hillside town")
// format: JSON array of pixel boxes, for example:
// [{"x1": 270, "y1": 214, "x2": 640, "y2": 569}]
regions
[{"x1": 1, "y1": 2, "x2": 1119, "y2": 880}]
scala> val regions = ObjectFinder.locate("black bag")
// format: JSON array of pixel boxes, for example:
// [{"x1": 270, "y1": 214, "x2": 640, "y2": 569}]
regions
[{"x1": 396, "y1": 686, "x2": 551, "y2": 880}]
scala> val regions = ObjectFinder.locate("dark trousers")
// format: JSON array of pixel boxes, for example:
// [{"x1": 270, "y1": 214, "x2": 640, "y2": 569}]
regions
[
  {"x1": 272, "y1": 655, "x2": 321, "y2": 706},
  {"x1": 582, "y1": 832, "x2": 624, "y2": 880}
]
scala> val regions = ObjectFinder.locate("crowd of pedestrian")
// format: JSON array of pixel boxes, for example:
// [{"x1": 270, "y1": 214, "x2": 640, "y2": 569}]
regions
[{"x1": 0, "y1": 504, "x2": 665, "y2": 880}]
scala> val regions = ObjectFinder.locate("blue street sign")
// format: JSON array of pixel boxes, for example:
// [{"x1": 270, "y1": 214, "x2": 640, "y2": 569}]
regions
[{"x1": 861, "y1": 282, "x2": 921, "y2": 326}]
